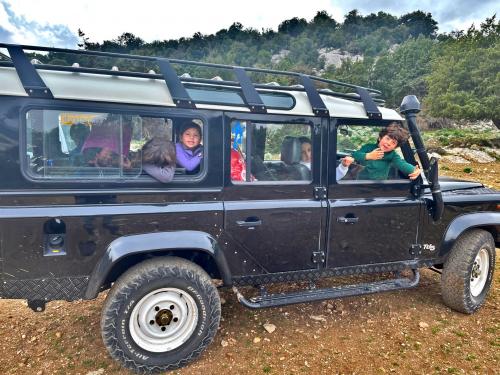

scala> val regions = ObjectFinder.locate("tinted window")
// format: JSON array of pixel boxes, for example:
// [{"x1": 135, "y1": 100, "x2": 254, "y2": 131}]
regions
[
  {"x1": 25, "y1": 109, "x2": 204, "y2": 181},
  {"x1": 230, "y1": 120, "x2": 312, "y2": 183}
]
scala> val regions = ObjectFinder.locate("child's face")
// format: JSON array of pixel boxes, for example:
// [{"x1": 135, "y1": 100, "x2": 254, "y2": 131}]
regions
[
  {"x1": 301, "y1": 142, "x2": 312, "y2": 163},
  {"x1": 180, "y1": 127, "x2": 201, "y2": 150},
  {"x1": 95, "y1": 147, "x2": 114, "y2": 167},
  {"x1": 378, "y1": 135, "x2": 398, "y2": 152}
]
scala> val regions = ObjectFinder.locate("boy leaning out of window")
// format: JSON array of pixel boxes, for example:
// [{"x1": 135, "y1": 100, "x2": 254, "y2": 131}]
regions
[{"x1": 352, "y1": 122, "x2": 421, "y2": 180}]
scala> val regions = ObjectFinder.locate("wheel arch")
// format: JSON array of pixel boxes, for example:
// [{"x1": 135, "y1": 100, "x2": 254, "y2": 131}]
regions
[
  {"x1": 439, "y1": 212, "x2": 500, "y2": 258},
  {"x1": 84, "y1": 230, "x2": 232, "y2": 299}
]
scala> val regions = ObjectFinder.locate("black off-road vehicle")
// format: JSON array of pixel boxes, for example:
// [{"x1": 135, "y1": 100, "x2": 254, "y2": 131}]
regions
[{"x1": 0, "y1": 44, "x2": 498, "y2": 373}]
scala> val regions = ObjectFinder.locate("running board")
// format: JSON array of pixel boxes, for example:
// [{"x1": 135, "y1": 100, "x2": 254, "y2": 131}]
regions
[{"x1": 232, "y1": 269, "x2": 420, "y2": 309}]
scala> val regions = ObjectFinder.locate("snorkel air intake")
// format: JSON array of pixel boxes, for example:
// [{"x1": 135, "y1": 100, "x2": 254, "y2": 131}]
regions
[{"x1": 400, "y1": 95, "x2": 443, "y2": 221}]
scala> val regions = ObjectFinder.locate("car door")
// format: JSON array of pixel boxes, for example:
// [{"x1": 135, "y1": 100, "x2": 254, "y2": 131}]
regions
[
  {"x1": 327, "y1": 121, "x2": 423, "y2": 268},
  {"x1": 223, "y1": 113, "x2": 328, "y2": 273}
]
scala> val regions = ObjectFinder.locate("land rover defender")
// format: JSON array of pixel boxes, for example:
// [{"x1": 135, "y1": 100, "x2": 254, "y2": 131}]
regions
[{"x1": 0, "y1": 43, "x2": 498, "y2": 373}]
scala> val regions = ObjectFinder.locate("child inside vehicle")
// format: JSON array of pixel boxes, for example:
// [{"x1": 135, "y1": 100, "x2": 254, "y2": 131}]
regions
[
  {"x1": 352, "y1": 122, "x2": 421, "y2": 180},
  {"x1": 298, "y1": 137, "x2": 354, "y2": 180},
  {"x1": 141, "y1": 137, "x2": 176, "y2": 183}
]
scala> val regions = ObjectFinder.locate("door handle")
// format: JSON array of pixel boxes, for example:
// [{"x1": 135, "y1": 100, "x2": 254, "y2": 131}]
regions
[
  {"x1": 337, "y1": 216, "x2": 359, "y2": 224},
  {"x1": 236, "y1": 218, "x2": 262, "y2": 227}
]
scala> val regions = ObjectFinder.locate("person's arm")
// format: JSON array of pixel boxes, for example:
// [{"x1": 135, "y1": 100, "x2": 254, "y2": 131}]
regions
[
  {"x1": 390, "y1": 152, "x2": 418, "y2": 176},
  {"x1": 352, "y1": 144, "x2": 376, "y2": 163},
  {"x1": 143, "y1": 164, "x2": 175, "y2": 183},
  {"x1": 336, "y1": 163, "x2": 348, "y2": 180}
]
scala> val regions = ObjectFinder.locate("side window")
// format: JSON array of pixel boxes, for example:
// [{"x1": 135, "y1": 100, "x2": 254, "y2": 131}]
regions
[
  {"x1": 336, "y1": 123, "x2": 416, "y2": 182},
  {"x1": 230, "y1": 120, "x2": 312, "y2": 183},
  {"x1": 25, "y1": 109, "x2": 204, "y2": 181}
]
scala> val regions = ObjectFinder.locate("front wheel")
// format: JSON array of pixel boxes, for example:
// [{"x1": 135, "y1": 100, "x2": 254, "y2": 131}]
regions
[
  {"x1": 441, "y1": 229, "x2": 496, "y2": 314},
  {"x1": 101, "y1": 257, "x2": 221, "y2": 373}
]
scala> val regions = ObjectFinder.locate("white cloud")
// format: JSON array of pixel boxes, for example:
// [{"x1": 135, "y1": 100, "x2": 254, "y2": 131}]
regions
[
  {"x1": 1, "y1": 0, "x2": 496, "y2": 46},
  {"x1": 3, "y1": 0, "x2": 338, "y2": 43}
]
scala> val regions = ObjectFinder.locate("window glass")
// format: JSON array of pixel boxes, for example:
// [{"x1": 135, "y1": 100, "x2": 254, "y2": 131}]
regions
[
  {"x1": 336, "y1": 124, "x2": 415, "y2": 181},
  {"x1": 25, "y1": 109, "x2": 203, "y2": 181},
  {"x1": 230, "y1": 120, "x2": 312, "y2": 183},
  {"x1": 185, "y1": 85, "x2": 294, "y2": 109}
]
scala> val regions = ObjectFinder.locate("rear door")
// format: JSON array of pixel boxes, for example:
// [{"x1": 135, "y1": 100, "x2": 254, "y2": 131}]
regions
[{"x1": 223, "y1": 113, "x2": 328, "y2": 273}]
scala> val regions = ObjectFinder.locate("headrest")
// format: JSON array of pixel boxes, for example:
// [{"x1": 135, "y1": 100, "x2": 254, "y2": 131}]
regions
[{"x1": 280, "y1": 136, "x2": 301, "y2": 165}]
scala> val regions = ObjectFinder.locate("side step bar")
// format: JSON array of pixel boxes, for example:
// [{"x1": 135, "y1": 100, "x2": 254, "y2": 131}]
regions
[{"x1": 233, "y1": 269, "x2": 420, "y2": 309}]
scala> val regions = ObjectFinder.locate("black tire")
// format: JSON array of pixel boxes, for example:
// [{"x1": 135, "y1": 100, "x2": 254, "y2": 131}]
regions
[
  {"x1": 441, "y1": 229, "x2": 496, "y2": 314},
  {"x1": 101, "y1": 257, "x2": 221, "y2": 373}
]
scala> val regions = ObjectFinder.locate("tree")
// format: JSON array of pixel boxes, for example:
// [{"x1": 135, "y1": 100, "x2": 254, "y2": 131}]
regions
[
  {"x1": 372, "y1": 36, "x2": 435, "y2": 107},
  {"x1": 399, "y1": 11, "x2": 438, "y2": 38},
  {"x1": 278, "y1": 17, "x2": 308, "y2": 36},
  {"x1": 425, "y1": 16, "x2": 500, "y2": 127}
]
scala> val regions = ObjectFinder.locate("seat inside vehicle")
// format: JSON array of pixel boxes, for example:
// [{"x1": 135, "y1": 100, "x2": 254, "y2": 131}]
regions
[{"x1": 280, "y1": 136, "x2": 311, "y2": 181}]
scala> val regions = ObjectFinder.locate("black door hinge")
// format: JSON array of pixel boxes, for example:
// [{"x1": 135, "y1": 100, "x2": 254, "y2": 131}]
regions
[
  {"x1": 312, "y1": 251, "x2": 325, "y2": 264},
  {"x1": 313, "y1": 186, "x2": 327, "y2": 200},
  {"x1": 409, "y1": 244, "x2": 422, "y2": 256}
]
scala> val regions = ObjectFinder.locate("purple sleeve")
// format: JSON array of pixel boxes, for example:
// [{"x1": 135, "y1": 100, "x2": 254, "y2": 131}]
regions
[
  {"x1": 176, "y1": 143, "x2": 203, "y2": 171},
  {"x1": 143, "y1": 164, "x2": 175, "y2": 183}
]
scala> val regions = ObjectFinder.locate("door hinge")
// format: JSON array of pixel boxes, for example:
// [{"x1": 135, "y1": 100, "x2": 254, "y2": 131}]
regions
[
  {"x1": 312, "y1": 251, "x2": 325, "y2": 264},
  {"x1": 313, "y1": 186, "x2": 327, "y2": 200},
  {"x1": 409, "y1": 244, "x2": 422, "y2": 256}
]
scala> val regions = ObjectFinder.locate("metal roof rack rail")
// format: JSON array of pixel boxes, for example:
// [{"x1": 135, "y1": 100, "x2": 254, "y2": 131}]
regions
[{"x1": 0, "y1": 43, "x2": 383, "y2": 118}]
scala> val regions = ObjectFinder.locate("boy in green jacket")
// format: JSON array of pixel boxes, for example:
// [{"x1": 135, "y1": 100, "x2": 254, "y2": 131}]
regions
[{"x1": 352, "y1": 122, "x2": 421, "y2": 180}]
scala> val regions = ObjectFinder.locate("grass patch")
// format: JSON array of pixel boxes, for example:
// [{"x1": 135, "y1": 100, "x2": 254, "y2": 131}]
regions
[
  {"x1": 422, "y1": 128, "x2": 499, "y2": 148},
  {"x1": 465, "y1": 353, "x2": 477, "y2": 361},
  {"x1": 453, "y1": 330, "x2": 466, "y2": 338}
]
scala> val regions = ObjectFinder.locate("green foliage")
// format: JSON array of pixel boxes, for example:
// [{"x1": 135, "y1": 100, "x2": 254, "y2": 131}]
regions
[
  {"x1": 372, "y1": 36, "x2": 436, "y2": 107},
  {"x1": 425, "y1": 16, "x2": 500, "y2": 123},
  {"x1": 40, "y1": 9, "x2": 495, "y2": 125}
]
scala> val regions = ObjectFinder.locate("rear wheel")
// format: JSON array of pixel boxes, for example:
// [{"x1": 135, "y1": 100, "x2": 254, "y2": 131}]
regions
[
  {"x1": 101, "y1": 257, "x2": 221, "y2": 373},
  {"x1": 441, "y1": 229, "x2": 496, "y2": 314}
]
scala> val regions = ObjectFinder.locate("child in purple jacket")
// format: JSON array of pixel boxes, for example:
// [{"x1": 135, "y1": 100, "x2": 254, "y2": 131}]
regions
[{"x1": 176, "y1": 121, "x2": 203, "y2": 173}]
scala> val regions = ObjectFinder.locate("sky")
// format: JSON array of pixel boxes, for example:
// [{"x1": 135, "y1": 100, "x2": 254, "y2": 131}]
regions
[{"x1": 0, "y1": 0, "x2": 498, "y2": 48}]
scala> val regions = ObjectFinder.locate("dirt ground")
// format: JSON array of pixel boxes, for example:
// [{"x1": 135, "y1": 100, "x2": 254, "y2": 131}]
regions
[{"x1": 0, "y1": 161, "x2": 498, "y2": 375}]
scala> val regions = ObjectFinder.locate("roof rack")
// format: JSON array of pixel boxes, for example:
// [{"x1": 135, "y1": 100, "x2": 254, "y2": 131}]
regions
[{"x1": 0, "y1": 43, "x2": 383, "y2": 119}]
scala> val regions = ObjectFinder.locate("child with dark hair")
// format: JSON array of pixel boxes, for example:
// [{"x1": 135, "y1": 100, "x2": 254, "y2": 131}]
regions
[
  {"x1": 176, "y1": 121, "x2": 203, "y2": 173},
  {"x1": 142, "y1": 137, "x2": 176, "y2": 183},
  {"x1": 352, "y1": 122, "x2": 421, "y2": 180},
  {"x1": 299, "y1": 136, "x2": 354, "y2": 180},
  {"x1": 81, "y1": 115, "x2": 133, "y2": 169}
]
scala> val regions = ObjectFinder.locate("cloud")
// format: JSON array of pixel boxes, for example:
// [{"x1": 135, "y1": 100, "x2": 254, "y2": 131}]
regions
[{"x1": 0, "y1": 0, "x2": 78, "y2": 47}]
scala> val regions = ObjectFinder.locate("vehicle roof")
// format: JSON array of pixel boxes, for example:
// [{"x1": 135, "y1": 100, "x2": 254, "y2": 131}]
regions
[{"x1": 0, "y1": 43, "x2": 403, "y2": 121}]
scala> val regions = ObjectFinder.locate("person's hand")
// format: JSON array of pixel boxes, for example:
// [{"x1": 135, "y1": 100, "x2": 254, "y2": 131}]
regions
[
  {"x1": 408, "y1": 165, "x2": 421, "y2": 180},
  {"x1": 366, "y1": 148, "x2": 385, "y2": 160},
  {"x1": 341, "y1": 156, "x2": 354, "y2": 167}
]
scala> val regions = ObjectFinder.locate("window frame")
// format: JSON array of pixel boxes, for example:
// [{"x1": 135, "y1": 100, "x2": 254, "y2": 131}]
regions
[
  {"x1": 228, "y1": 117, "x2": 316, "y2": 186},
  {"x1": 333, "y1": 120, "x2": 417, "y2": 185},
  {"x1": 20, "y1": 103, "x2": 210, "y2": 185}
]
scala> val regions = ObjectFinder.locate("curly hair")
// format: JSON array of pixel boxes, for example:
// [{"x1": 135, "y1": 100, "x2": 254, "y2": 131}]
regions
[
  {"x1": 378, "y1": 122, "x2": 409, "y2": 146},
  {"x1": 142, "y1": 137, "x2": 176, "y2": 167}
]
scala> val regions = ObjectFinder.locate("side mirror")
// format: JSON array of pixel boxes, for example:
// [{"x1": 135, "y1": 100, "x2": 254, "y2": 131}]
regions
[{"x1": 339, "y1": 125, "x2": 351, "y2": 137}]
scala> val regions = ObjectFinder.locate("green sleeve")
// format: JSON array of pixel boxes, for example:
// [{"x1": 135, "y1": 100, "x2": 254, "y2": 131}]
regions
[
  {"x1": 352, "y1": 144, "x2": 371, "y2": 163},
  {"x1": 390, "y1": 152, "x2": 416, "y2": 175}
]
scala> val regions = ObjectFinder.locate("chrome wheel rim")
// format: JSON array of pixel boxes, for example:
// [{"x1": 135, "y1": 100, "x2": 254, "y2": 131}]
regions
[
  {"x1": 470, "y1": 248, "x2": 489, "y2": 297},
  {"x1": 129, "y1": 288, "x2": 198, "y2": 352}
]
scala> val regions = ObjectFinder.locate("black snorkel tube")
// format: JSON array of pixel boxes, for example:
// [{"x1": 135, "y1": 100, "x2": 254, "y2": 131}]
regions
[{"x1": 400, "y1": 95, "x2": 444, "y2": 222}]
